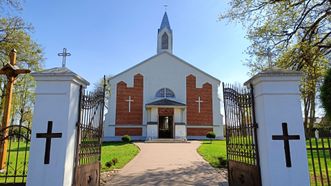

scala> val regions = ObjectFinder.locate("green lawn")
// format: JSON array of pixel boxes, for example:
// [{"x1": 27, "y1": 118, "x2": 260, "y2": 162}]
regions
[
  {"x1": 0, "y1": 141, "x2": 30, "y2": 183},
  {"x1": 101, "y1": 142, "x2": 140, "y2": 172},
  {"x1": 197, "y1": 140, "x2": 227, "y2": 168}
]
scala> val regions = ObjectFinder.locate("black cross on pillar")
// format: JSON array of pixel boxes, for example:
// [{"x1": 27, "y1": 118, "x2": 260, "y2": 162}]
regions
[
  {"x1": 272, "y1": 122, "x2": 300, "y2": 167},
  {"x1": 36, "y1": 121, "x2": 62, "y2": 164}
]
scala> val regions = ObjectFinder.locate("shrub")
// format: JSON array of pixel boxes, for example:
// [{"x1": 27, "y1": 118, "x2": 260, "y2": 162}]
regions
[
  {"x1": 218, "y1": 157, "x2": 228, "y2": 168},
  {"x1": 122, "y1": 135, "x2": 131, "y2": 143},
  {"x1": 105, "y1": 161, "x2": 112, "y2": 168},
  {"x1": 112, "y1": 158, "x2": 118, "y2": 165},
  {"x1": 206, "y1": 131, "x2": 216, "y2": 143}
]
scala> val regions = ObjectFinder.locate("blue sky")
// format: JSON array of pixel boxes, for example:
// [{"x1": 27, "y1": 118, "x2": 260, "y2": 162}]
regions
[{"x1": 17, "y1": 0, "x2": 250, "y2": 87}]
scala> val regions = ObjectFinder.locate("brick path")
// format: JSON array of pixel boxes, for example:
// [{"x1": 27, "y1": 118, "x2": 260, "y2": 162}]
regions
[{"x1": 105, "y1": 141, "x2": 228, "y2": 186}]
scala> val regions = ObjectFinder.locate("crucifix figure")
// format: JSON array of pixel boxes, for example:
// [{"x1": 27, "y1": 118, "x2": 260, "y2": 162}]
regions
[
  {"x1": 126, "y1": 96, "x2": 134, "y2": 112},
  {"x1": 36, "y1": 121, "x2": 62, "y2": 164},
  {"x1": 195, "y1": 96, "x2": 203, "y2": 113},
  {"x1": 272, "y1": 122, "x2": 300, "y2": 167},
  {"x1": 57, "y1": 48, "x2": 71, "y2": 68}
]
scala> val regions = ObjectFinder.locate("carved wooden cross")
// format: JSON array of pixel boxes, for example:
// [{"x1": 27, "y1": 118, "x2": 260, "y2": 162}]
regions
[
  {"x1": 272, "y1": 122, "x2": 300, "y2": 167},
  {"x1": 195, "y1": 96, "x2": 203, "y2": 113},
  {"x1": 36, "y1": 121, "x2": 62, "y2": 164},
  {"x1": 126, "y1": 96, "x2": 134, "y2": 112}
]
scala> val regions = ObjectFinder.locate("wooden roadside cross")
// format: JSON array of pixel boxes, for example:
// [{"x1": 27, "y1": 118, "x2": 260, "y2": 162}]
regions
[{"x1": 0, "y1": 49, "x2": 31, "y2": 169}]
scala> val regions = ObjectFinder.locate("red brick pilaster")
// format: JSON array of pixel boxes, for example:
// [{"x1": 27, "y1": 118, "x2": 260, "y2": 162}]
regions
[
  {"x1": 116, "y1": 74, "x2": 143, "y2": 125},
  {"x1": 186, "y1": 74, "x2": 213, "y2": 125}
]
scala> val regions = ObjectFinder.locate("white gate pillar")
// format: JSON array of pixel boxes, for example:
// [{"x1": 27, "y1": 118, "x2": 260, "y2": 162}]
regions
[
  {"x1": 245, "y1": 69, "x2": 310, "y2": 186},
  {"x1": 27, "y1": 68, "x2": 89, "y2": 186}
]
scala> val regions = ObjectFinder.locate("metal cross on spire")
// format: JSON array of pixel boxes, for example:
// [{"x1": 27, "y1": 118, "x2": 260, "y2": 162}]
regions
[
  {"x1": 164, "y1": 4, "x2": 168, "y2": 11},
  {"x1": 58, "y1": 48, "x2": 71, "y2": 67}
]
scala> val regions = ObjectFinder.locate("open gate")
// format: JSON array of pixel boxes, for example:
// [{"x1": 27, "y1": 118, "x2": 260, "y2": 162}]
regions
[
  {"x1": 223, "y1": 83, "x2": 261, "y2": 186},
  {"x1": 73, "y1": 86, "x2": 105, "y2": 186},
  {"x1": 0, "y1": 125, "x2": 31, "y2": 186}
]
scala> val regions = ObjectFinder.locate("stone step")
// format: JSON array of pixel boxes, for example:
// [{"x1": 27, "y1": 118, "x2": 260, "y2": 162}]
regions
[{"x1": 145, "y1": 138, "x2": 189, "y2": 143}]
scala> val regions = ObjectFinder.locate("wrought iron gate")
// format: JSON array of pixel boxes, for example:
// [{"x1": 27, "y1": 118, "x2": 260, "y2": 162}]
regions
[
  {"x1": 223, "y1": 83, "x2": 261, "y2": 186},
  {"x1": 73, "y1": 85, "x2": 105, "y2": 186},
  {"x1": 0, "y1": 125, "x2": 31, "y2": 186}
]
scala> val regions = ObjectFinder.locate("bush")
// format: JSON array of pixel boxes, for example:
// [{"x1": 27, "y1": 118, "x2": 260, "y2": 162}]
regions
[
  {"x1": 218, "y1": 157, "x2": 228, "y2": 168},
  {"x1": 206, "y1": 131, "x2": 216, "y2": 143},
  {"x1": 112, "y1": 158, "x2": 118, "y2": 165},
  {"x1": 105, "y1": 161, "x2": 112, "y2": 168},
  {"x1": 122, "y1": 135, "x2": 131, "y2": 143}
]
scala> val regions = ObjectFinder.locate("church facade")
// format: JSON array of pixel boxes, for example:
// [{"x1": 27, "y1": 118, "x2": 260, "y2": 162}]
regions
[{"x1": 104, "y1": 12, "x2": 224, "y2": 141}]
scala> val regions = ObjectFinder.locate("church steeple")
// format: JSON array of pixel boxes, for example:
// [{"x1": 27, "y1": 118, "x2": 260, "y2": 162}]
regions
[{"x1": 157, "y1": 12, "x2": 173, "y2": 54}]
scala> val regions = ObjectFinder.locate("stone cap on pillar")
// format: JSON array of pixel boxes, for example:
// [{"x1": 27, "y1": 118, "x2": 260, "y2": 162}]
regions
[
  {"x1": 31, "y1": 67, "x2": 90, "y2": 87},
  {"x1": 244, "y1": 68, "x2": 303, "y2": 87}
]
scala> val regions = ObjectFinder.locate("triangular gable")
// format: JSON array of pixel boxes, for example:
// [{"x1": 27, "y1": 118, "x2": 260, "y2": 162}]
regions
[{"x1": 110, "y1": 51, "x2": 220, "y2": 83}]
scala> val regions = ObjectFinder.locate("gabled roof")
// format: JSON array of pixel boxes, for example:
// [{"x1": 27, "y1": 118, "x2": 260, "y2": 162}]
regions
[
  {"x1": 146, "y1": 98, "x2": 185, "y2": 106},
  {"x1": 109, "y1": 51, "x2": 220, "y2": 83},
  {"x1": 160, "y1": 12, "x2": 171, "y2": 30}
]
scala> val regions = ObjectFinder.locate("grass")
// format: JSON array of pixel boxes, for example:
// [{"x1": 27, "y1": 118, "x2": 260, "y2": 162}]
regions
[
  {"x1": 101, "y1": 142, "x2": 140, "y2": 172},
  {"x1": 197, "y1": 140, "x2": 227, "y2": 168},
  {"x1": 0, "y1": 141, "x2": 30, "y2": 183}
]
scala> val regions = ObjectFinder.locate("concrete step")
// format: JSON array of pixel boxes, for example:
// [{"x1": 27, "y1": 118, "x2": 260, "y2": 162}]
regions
[{"x1": 145, "y1": 138, "x2": 189, "y2": 143}]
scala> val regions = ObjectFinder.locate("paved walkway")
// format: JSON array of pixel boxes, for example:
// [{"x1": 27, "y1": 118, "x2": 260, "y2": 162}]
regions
[{"x1": 106, "y1": 141, "x2": 228, "y2": 186}]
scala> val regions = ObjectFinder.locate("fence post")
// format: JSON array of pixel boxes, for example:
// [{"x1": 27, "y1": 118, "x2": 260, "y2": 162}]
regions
[
  {"x1": 27, "y1": 68, "x2": 89, "y2": 186},
  {"x1": 245, "y1": 69, "x2": 310, "y2": 186}
]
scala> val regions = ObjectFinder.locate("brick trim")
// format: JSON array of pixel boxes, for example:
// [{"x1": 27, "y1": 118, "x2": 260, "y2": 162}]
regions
[
  {"x1": 116, "y1": 74, "x2": 144, "y2": 125},
  {"x1": 187, "y1": 128, "x2": 213, "y2": 136},
  {"x1": 115, "y1": 128, "x2": 142, "y2": 136},
  {"x1": 186, "y1": 74, "x2": 213, "y2": 126}
]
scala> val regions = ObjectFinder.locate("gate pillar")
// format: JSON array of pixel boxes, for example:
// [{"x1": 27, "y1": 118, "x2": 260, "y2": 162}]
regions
[
  {"x1": 27, "y1": 68, "x2": 89, "y2": 186},
  {"x1": 245, "y1": 69, "x2": 309, "y2": 186}
]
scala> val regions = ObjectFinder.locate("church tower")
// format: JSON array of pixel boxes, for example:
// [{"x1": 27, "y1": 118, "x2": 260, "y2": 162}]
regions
[{"x1": 157, "y1": 12, "x2": 173, "y2": 54}]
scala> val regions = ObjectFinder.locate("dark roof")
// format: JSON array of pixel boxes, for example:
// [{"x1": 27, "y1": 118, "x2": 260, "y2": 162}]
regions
[
  {"x1": 146, "y1": 99, "x2": 185, "y2": 106},
  {"x1": 160, "y1": 12, "x2": 171, "y2": 30}
]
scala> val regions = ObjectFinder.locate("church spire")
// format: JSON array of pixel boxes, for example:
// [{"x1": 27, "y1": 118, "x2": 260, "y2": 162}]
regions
[
  {"x1": 157, "y1": 12, "x2": 173, "y2": 54},
  {"x1": 160, "y1": 12, "x2": 171, "y2": 30}
]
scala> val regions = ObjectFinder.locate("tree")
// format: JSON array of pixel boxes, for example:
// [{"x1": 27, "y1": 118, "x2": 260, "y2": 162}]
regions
[
  {"x1": 0, "y1": 0, "x2": 43, "y2": 127},
  {"x1": 220, "y1": 0, "x2": 330, "y2": 136},
  {"x1": 321, "y1": 68, "x2": 331, "y2": 121},
  {"x1": 93, "y1": 75, "x2": 112, "y2": 97},
  {"x1": 220, "y1": 0, "x2": 330, "y2": 70}
]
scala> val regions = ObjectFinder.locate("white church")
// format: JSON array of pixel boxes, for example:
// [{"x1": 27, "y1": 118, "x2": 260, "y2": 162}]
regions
[{"x1": 103, "y1": 12, "x2": 224, "y2": 141}]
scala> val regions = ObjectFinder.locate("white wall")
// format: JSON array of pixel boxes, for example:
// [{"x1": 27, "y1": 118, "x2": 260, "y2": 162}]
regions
[{"x1": 104, "y1": 52, "x2": 223, "y2": 139}]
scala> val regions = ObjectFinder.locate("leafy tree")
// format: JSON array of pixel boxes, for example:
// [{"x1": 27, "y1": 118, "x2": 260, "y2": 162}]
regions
[
  {"x1": 93, "y1": 75, "x2": 112, "y2": 98},
  {"x1": 220, "y1": 0, "x2": 330, "y2": 135},
  {"x1": 220, "y1": 0, "x2": 330, "y2": 70},
  {"x1": 0, "y1": 0, "x2": 43, "y2": 127},
  {"x1": 320, "y1": 68, "x2": 331, "y2": 121}
]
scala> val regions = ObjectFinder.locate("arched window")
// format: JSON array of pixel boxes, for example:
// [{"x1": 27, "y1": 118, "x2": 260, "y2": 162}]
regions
[
  {"x1": 161, "y1": 33, "x2": 169, "y2": 49},
  {"x1": 155, "y1": 88, "x2": 175, "y2": 98}
]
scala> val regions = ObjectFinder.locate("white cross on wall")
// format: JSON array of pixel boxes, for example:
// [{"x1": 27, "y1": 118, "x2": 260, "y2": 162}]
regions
[
  {"x1": 126, "y1": 96, "x2": 134, "y2": 112},
  {"x1": 195, "y1": 96, "x2": 203, "y2": 113}
]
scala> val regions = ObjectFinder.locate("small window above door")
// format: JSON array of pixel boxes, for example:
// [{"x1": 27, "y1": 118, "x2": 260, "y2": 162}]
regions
[{"x1": 155, "y1": 88, "x2": 175, "y2": 98}]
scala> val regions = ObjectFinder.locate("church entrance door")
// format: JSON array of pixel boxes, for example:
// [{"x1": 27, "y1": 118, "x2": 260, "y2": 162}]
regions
[{"x1": 158, "y1": 116, "x2": 174, "y2": 138}]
